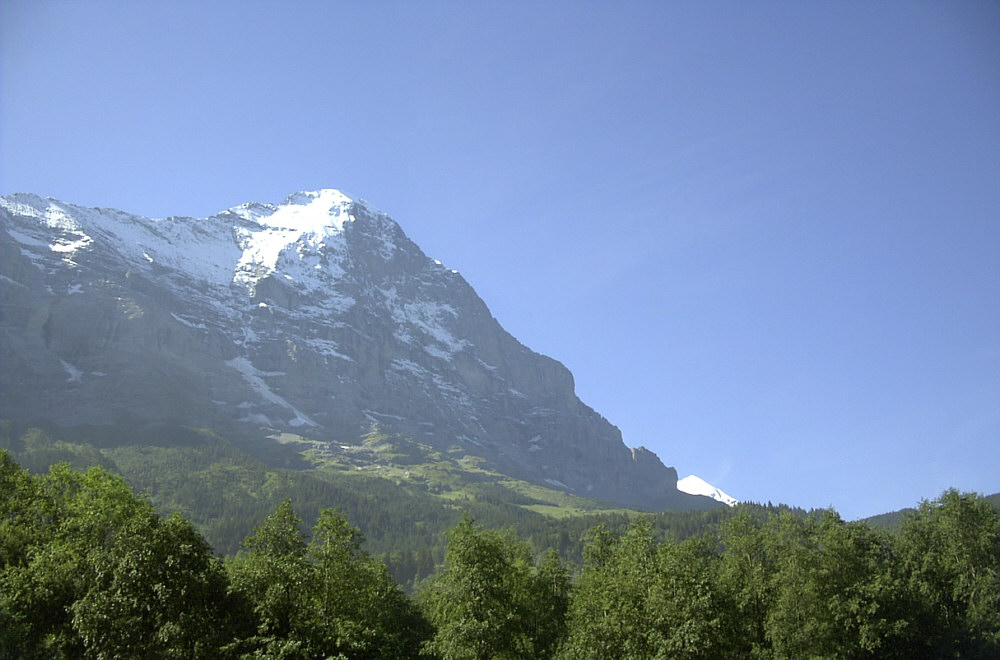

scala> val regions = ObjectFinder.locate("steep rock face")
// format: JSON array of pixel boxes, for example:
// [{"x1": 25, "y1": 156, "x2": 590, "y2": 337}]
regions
[{"x1": 0, "y1": 190, "x2": 713, "y2": 509}]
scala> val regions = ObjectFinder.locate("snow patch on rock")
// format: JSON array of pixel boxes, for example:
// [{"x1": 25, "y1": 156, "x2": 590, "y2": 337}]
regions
[{"x1": 226, "y1": 357, "x2": 317, "y2": 427}]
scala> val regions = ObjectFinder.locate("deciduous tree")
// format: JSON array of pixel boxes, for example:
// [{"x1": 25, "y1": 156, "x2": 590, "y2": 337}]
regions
[{"x1": 420, "y1": 515, "x2": 567, "y2": 659}]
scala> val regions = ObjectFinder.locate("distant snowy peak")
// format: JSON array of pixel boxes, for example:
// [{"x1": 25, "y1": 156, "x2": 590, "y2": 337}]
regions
[{"x1": 677, "y1": 475, "x2": 739, "y2": 506}]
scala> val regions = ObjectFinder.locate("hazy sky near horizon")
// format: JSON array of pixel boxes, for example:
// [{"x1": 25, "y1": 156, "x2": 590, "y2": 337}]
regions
[{"x1": 2, "y1": 1, "x2": 998, "y2": 519}]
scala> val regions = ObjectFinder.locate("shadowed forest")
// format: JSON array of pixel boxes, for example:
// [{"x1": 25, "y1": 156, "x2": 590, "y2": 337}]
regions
[{"x1": 3, "y1": 452, "x2": 999, "y2": 659}]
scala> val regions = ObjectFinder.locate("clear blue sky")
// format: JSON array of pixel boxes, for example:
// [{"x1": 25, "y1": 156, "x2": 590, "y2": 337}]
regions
[{"x1": 3, "y1": 1, "x2": 998, "y2": 519}]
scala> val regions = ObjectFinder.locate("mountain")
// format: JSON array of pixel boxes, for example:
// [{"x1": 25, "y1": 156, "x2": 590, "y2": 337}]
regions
[
  {"x1": 0, "y1": 189, "x2": 717, "y2": 511},
  {"x1": 676, "y1": 474, "x2": 739, "y2": 506}
]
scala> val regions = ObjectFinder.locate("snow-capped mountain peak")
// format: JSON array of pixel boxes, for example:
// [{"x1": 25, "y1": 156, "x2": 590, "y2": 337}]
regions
[
  {"x1": 1, "y1": 189, "x2": 724, "y2": 511},
  {"x1": 231, "y1": 189, "x2": 355, "y2": 231},
  {"x1": 676, "y1": 475, "x2": 739, "y2": 506}
]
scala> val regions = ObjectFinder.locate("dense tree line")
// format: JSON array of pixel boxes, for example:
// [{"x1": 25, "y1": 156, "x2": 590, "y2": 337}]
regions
[
  {"x1": 0, "y1": 452, "x2": 427, "y2": 659},
  {"x1": 2, "y1": 451, "x2": 999, "y2": 658}
]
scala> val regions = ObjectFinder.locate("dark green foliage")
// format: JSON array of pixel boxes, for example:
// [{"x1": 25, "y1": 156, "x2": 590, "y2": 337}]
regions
[
  {"x1": 717, "y1": 510, "x2": 913, "y2": 659},
  {"x1": 560, "y1": 519, "x2": 730, "y2": 659},
  {"x1": 3, "y1": 432, "x2": 999, "y2": 660},
  {"x1": 0, "y1": 454, "x2": 431, "y2": 659},
  {"x1": 561, "y1": 501, "x2": 1000, "y2": 660},
  {"x1": 896, "y1": 489, "x2": 1000, "y2": 658},
  {"x1": 418, "y1": 515, "x2": 569, "y2": 659},
  {"x1": 864, "y1": 490, "x2": 1000, "y2": 530},
  {"x1": 69, "y1": 512, "x2": 233, "y2": 658},
  {"x1": 528, "y1": 549, "x2": 571, "y2": 658},
  {"x1": 225, "y1": 500, "x2": 429, "y2": 659},
  {"x1": 0, "y1": 452, "x2": 232, "y2": 659},
  {"x1": 305, "y1": 509, "x2": 432, "y2": 658},
  {"x1": 225, "y1": 499, "x2": 311, "y2": 653}
]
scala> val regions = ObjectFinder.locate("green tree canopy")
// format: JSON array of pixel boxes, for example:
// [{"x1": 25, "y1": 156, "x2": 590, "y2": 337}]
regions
[
  {"x1": 419, "y1": 514, "x2": 569, "y2": 660},
  {"x1": 225, "y1": 499, "x2": 429, "y2": 659},
  {"x1": 0, "y1": 452, "x2": 231, "y2": 659},
  {"x1": 896, "y1": 489, "x2": 1000, "y2": 658},
  {"x1": 560, "y1": 518, "x2": 730, "y2": 660}
]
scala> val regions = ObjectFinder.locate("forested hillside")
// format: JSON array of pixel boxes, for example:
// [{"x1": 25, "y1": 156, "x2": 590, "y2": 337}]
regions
[
  {"x1": 0, "y1": 421, "x2": 731, "y2": 589},
  {"x1": 2, "y1": 452, "x2": 998, "y2": 659}
]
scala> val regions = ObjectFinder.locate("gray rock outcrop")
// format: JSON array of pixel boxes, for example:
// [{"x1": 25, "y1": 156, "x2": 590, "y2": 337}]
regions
[{"x1": 0, "y1": 190, "x2": 715, "y2": 510}]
